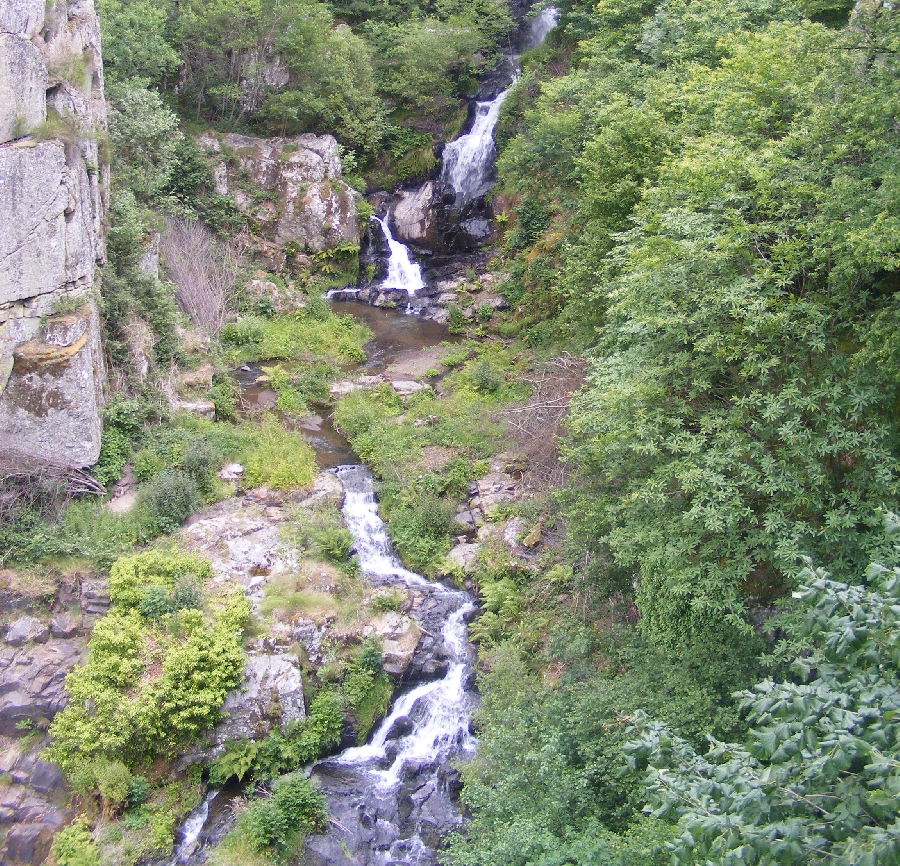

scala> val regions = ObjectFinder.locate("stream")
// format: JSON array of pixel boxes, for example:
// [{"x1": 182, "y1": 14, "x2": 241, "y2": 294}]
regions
[
  {"x1": 305, "y1": 466, "x2": 476, "y2": 865},
  {"x1": 168, "y1": 7, "x2": 557, "y2": 864}
]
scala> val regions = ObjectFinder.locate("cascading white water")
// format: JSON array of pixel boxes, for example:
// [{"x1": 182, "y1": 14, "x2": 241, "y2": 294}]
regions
[
  {"x1": 169, "y1": 791, "x2": 217, "y2": 865},
  {"x1": 523, "y1": 5, "x2": 559, "y2": 51},
  {"x1": 328, "y1": 465, "x2": 475, "y2": 784},
  {"x1": 440, "y1": 90, "x2": 509, "y2": 206},
  {"x1": 440, "y1": 6, "x2": 558, "y2": 207},
  {"x1": 306, "y1": 465, "x2": 476, "y2": 865},
  {"x1": 373, "y1": 215, "x2": 425, "y2": 294}
]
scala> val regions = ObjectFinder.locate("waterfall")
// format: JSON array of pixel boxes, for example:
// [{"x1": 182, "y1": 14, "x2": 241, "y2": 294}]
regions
[
  {"x1": 373, "y1": 215, "x2": 425, "y2": 294},
  {"x1": 440, "y1": 90, "x2": 509, "y2": 206},
  {"x1": 440, "y1": 6, "x2": 558, "y2": 207},
  {"x1": 523, "y1": 5, "x2": 559, "y2": 51},
  {"x1": 306, "y1": 465, "x2": 476, "y2": 865},
  {"x1": 168, "y1": 791, "x2": 218, "y2": 864}
]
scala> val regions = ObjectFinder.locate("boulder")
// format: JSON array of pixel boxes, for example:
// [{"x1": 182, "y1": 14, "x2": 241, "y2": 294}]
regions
[
  {"x1": 392, "y1": 182, "x2": 436, "y2": 245},
  {"x1": 179, "y1": 362, "x2": 215, "y2": 389},
  {"x1": 210, "y1": 133, "x2": 360, "y2": 254},
  {"x1": 174, "y1": 398, "x2": 216, "y2": 420},
  {"x1": 391, "y1": 380, "x2": 427, "y2": 397},
  {"x1": 216, "y1": 653, "x2": 306, "y2": 742},
  {"x1": 49, "y1": 612, "x2": 81, "y2": 639},
  {"x1": 446, "y1": 544, "x2": 479, "y2": 575},
  {"x1": 5, "y1": 617, "x2": 48, "y2": 646},
  {"x1": 0, "y1": 638, "x2": 84, "y2": 735}
]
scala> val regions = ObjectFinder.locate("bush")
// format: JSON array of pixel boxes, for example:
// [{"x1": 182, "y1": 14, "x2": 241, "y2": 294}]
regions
[
  {"x1": 109, "y1": 550, "x2": 211, "y2": 610},
  {"x1": 242, "y1": 416, "x2": 317, "y2": 490},
  {"x1": 312, "y1": 525, "x2": 354, "y2": 563},
  {"x1": 51, "y1": 818, "x2": 100, "y2": 866},
  {"x1": 136, "y1": 469, "x2": 199, "y2": 535},
  {"x1": 238, "y1": 776, "x2": 327, "y2": 856},
  {"x1": 94, "y1": 759, "x2": 131, "y2": 817}
]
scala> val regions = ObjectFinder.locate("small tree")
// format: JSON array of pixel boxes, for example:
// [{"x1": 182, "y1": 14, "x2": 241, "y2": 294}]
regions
[
  {"x1": 627, "y1": 515, "x2": 900, "y2": 865},
  {"x1": 160, "y1": 217, "x2": 243, "y2": 335}
]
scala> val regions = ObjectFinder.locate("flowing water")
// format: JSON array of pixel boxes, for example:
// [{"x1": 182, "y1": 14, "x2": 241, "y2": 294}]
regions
[
  {"x1": 440, "y1": 5, "x2": 558, "y2": 207},
  {"x1": 373, "y1": 215, "x2": 426, "y2": 294},
  {"x1": 440, "y1": 90, "x2": 510, "y2": 206},
  {"x1": 168, "y1": 792, "x2": 218, "y2": 865},
  {"x1": 304, "y1": 465, "x2": 476, "y2": 865}
]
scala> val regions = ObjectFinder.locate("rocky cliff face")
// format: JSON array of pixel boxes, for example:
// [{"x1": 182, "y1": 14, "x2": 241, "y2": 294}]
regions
[
  {"x1": 199, "y1": 131, "x2": 360, "y2": 261},
  {"x1": 0, "y1": 0, "x2": 107, "y2": 469}
]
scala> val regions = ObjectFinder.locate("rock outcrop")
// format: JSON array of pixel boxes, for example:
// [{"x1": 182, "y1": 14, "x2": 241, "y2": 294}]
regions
[
  {"x1": 198, "y1": 132, "x2": 360, "y2": 254},
  {"x1": 0, "y1": 0, "x2": 107, "y2": 468}
]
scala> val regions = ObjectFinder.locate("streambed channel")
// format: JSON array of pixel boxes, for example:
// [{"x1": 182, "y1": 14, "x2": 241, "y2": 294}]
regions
[{"x1": 170, "y1": 9, "x2": 561, "y2": 860}]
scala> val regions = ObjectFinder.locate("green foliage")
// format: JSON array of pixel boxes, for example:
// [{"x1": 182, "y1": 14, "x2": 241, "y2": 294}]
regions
[
  {"x1": 235, "y1": 775, "x2": 327, "y2": 857},
  {"x1": 46, "y1": 550, "x2": 246, "y2": 782},
  {"x1": 477, "y1": 0, "x2": 900, "y2": 643},
  {"x1": 51, "y1": 818, "x2": 101, "y2": 866},
  {"x1": 135, "y1": 469, "x2": 199, "y2": 536},
  {"x1": 629, "y1": 518, "x2": 900, "y2": 864},
  {"x1": 220, "y1": 312, "x2": 369, "y2": 365},
  {"x1": 108, "y1": 80, "x2": 183, "y2": 204},
  {"x1": 241, "y1": 416, "x2": 317, "y2": 490},
  {"x1": 447, "y1": 623, "x2": 762, "y2": 865},
  {"x1": 94, "y1": 759, "x2": 132, "y2": 816},
  {"x1": 311, "y1": 525, "x2": 355, "y2": 564},
  {"x1": 97, "y1": 0, "x2": 180, "y2": 85},
  {"x1": 209, "y1": 690, "x2": 343, "y2": 784}
]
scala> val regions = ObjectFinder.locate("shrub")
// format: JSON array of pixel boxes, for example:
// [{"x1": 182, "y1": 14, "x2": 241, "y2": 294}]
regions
[
  {"x1": 136, "y1": 469, "x2": 199, "y2": 535},
  {"x1": 127, "y1": 775, "x2": 150, "y2": 807},
  {"x1": 372, "y1": 588, "x2": 405, "y2": 612},
  {"x1": 242, "y1": 416, "x2": 316, "y2": 490},
  {"x1": 51, "y1": 818, "x2": 100, "y2": 866},
  {"x1": 238, "y1": 776, "x2": 327, "y2": 856},
  {"x1": 94, "y1": 759, "x2": 131, "y2": 817},
  {"x1": 312, "y1": 525, "x2": 354, "y2": 563},
  {"x1": 108, "y1": 550, "x2": 211, "y2": 609}
]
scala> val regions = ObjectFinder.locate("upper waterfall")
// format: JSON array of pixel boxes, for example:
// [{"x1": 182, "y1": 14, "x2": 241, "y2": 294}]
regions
[
  {"x1": 440, "y1": 90, "x2": 510, "y2": 206},
  {"x1": 439, "y1": 6, "x2": 558, "y2": 207}
]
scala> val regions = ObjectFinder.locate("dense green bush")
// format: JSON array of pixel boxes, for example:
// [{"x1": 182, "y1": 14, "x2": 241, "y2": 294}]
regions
[
  {"x1": 630, "y1": 519, "x2": 900, "y2": 865},
  {"x1": 135, "y1": 470, "x2": 199, "y2": 535},
  {"x1": 51, "y1": 818, "x2": 101, "y2": 866},
  {"x1": 237, "y1": 775, "x2": 327, "y2": 857},
  {"x1": 46, "y1": 552, "x2": 247, "y2": 784},
  {"x1": 241, "y1": 416, "x2": 317, "y2": 490}
]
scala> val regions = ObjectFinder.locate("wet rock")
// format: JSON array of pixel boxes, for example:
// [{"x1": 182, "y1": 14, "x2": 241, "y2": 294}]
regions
[
  {"x1": 5, "y1": 617, "x2": 48, "y2": 647},
  {"x1": 369, "y1": 613, "x2": 422, "y2": 677},
  {"x1": 392, "y1": 182, "x2": 436, "y2": 245},
  {"x1": 218, "y1": 463, "x2": 244, "y2": 482}
]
